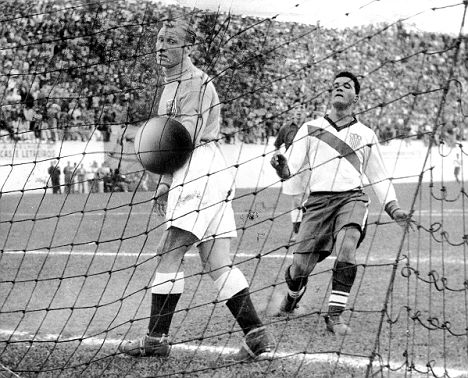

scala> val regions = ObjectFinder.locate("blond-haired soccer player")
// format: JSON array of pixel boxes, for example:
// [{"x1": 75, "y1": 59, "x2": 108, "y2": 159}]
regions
[
  {"x1": 271, "y1": 72, "x2": 413, "y2": 335},
  {"x1": 119, "y1": 16, "x2": 275, "y2": 361}
]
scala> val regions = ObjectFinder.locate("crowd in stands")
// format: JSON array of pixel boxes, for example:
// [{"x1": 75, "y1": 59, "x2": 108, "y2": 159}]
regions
[{"x1": 0, "y1": 0, "x2": 466, "y2": 148}]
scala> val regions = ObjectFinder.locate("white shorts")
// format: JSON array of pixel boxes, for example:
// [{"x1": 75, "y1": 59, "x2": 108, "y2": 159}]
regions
[{"x1": 166, "y1": 142, "x2": 237, "y2": 242}]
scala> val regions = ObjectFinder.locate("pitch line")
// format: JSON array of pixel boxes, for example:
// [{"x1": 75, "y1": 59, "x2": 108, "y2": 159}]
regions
[
  {"x1": 0, "y1": 329, "x2": 466, "y2": 377},
  {"x1": 1, "y1": 250, "x2": 464, "y2": 264}
]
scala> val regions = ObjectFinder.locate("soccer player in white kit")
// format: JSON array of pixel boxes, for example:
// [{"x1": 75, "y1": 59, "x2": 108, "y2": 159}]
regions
[
  {"x1": 273, "y1": 102, "x2": 310, "y2": 242},
  {"x1": 271, "y1": 72, "x2": 414, "y2": 335},
  {"x1": 119, "y1": 17, "x2": 275, "y2": 361}
]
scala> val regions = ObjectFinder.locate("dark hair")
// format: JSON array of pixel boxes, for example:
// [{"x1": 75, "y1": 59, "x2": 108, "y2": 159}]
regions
[{"x1": 335, "y1": 71, "x2": 360, "y2": 95}]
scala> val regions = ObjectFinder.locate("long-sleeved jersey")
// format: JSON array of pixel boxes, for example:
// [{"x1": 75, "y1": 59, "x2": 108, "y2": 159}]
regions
[
  {"x1": 286, "y1": 116, "x2": 397, "y2": 206},
  {"x1": 157, "y1": 57, "x2": 220, "y2": 146}
]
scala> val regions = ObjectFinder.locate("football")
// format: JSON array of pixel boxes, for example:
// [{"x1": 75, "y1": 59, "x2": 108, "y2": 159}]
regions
[{"x1": 134, "y1": 116, "x2": 194, "y2": 174}]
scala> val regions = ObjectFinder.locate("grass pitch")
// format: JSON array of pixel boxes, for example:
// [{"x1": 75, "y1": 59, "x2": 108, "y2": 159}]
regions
[{"x1": 0, "y1": 182, "x2": 467, "y2": 377}]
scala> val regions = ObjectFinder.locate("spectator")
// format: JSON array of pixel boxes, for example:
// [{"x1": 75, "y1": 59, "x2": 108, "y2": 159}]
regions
[
  {"x1": 47, "y1": 161, "x2": 61, "y2": 194},
  {"x1": 0, "y1": 1, "x2": 464, "y2": 147},
  {"x1": 76, "y1": 164, "x2": 88, "y2": 193},
  {"x1": 274, "y1": 102, "x2": 303, "y2": 151},
  {"x1": 63, "y1": 161, "x2": 74, "y2": 194},
  {"x1": 273, "y1": 101, "x2": 306, "y2": 242},
  {"x1": 46, "y1": 103, "x2": 62, "y2": 142},
  {"x1": 22, "y1": 94, "x2": 42, "y2": 139},
  {"x1": 221, "y1": 118, "x2": 236, "y2": 144},
  {"x1": 72, "y1": 162, "x2": 79, "y2": 192},
  {"x1": 111, "y1": 168, "x2": 130, "y2": 192},
  {"x1": 95, "y1": 162, "x2": 111, "y2": 193},
  {"x1": 263, "y1": 110, "x2": 275, "y2": 144},
  {"x1": 103, "y1": 168, "x2": 113, "y2": 193},
  {"x1": 88, "y1": 161, "x2": 99, "y2": 192},
  {"x1": 0, "y1": 107, "x2": 18, "y2": 141},
  {"x1": 454, "y1": 152, "x2": 462, "y2": 183}
]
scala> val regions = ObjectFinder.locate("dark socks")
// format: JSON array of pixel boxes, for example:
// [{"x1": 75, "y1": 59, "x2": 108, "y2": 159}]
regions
[
  {"x1": 148, "y1": 293, "x2": 181, "y2": 337},
  {"x1": 329, "y1": 261, "x2": 357, "y2": 315},
  {"x1": 226, "y1": 288, "x2": 263, "y2": 335}
]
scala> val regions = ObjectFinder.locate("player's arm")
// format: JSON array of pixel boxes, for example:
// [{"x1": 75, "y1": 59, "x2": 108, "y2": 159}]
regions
[
  {"x1": 178, "y1": 81, "x2": 215, "y2": 143},
  {"x1": 364, "y1": 135, "x2": 414, "y2": 229},
  {"x1": 155, "y1": 174, "x2": 172, "y2": 216},
  {"x1": 384, "y1": 200, "x2": 413, "y2": 228},
  {"x1": 159, "y1": 174, "x2": 172, "y2": 188},
  {"x1": 271, "y1": 123, "x2": 308, "y2": 180},
  {"x1": 154, "y1": 82, "x2": 212, "y2": 215}
]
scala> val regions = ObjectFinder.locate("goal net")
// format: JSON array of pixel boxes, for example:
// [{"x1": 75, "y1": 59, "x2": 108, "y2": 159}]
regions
[{"x1": 1, "y1": 1, "x2": 467, "y2": 377}]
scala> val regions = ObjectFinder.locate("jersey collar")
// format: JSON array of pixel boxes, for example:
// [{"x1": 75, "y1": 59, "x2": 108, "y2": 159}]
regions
[
  {"x1": 164, "y1": 57, "x2": 194, "y2": 83},
  {"x1": 324, "y1": 114, "x2": 358, "y2": 132}
]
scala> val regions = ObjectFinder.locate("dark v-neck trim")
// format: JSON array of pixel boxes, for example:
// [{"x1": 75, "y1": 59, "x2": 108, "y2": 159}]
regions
[{"x1": 324, "y1": 114, "x2": 358, "y2": 132}]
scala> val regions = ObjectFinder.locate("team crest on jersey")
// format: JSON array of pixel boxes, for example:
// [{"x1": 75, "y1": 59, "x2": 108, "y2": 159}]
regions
[
  {"x1": 348, "y1": 133, "x2": 362, "y2": 150},
  {"x1": 166, "y1": 98, "x2": 178, "y2": 116}
]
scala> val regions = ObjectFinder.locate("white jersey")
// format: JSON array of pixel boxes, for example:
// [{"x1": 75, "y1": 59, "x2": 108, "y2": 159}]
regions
[
  {"x1": 286, "y1": 116, "x2": 397, "y2": 206},
  {"x1": 157, "y1": 58, "x2": 236, "y2": 240}
]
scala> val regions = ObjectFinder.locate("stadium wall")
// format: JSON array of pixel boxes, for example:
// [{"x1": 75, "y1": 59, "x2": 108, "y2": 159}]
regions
[
  {"x1": 0, "y1": 140, "x2": 106, "y2": 194},
  {"x1": 0, "y1": 139, "x2": 463, "y2": 194}
]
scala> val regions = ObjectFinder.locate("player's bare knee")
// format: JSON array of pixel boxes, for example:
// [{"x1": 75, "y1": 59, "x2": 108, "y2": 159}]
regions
[
  {"x1": 335, "y1": 227, "x2": 360, "y2": 263},
  {"x1": 155, "y1": 243, "x2": 187, "y2": 271},
  {"x1": 337, "y1": 250, "x2": 356, "y2": 264},
  {"x1": 290, "y1": 263, "x2": 310, "y2": 282}
]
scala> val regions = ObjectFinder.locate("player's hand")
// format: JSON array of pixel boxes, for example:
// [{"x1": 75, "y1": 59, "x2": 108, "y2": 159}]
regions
[
  {"x1": 270, "y1": 153, "x2": 287, "y2": 170},
  {"x1": 393, "y1": 209, "x2": 416, "y2": 231},
  {"x1": 155, "y1": 183, "x2": 169, "y2": 216},
  {"x1": 270, "y1": 153, "x2": 291, "y2": 179}
]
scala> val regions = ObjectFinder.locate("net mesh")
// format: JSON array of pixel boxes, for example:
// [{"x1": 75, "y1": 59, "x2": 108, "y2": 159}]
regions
[{"x1": 0, "y1": 1, "x2": 467, "y2": 377}]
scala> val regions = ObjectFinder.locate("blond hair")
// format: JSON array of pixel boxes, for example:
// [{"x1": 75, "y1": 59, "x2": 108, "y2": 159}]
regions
[{"x1": 162, "y1": 14, "x2": 197, "y2": 45}]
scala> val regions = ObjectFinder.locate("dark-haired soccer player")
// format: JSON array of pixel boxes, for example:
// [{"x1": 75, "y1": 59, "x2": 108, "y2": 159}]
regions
[
  {"x1": 271, "y1": 72, "x2": 413, "y2": 335},
  {"x1": 119, "y1": 16, "x2": 274, "y2": 361}
]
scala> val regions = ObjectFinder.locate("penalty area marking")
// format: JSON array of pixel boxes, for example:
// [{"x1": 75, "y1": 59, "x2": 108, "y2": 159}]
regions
[{"x1": 0, "y1": 329, "x2": 466, "y2": 378}]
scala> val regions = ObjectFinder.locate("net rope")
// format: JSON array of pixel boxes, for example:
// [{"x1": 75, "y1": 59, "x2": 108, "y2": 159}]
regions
[{"x1": 0, "y1": 0, "x2": 467, "y2": 376}]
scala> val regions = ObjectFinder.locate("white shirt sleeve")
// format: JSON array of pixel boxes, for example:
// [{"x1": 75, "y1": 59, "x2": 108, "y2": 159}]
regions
[
  {"x1": 282, "y1": 124, "x2": 311, "y2": 194},
  {"x1": 363, "y1": 132, "x2": 397, "y2": 205},
  {"x1": 285, "y1": 123, "x2": 309, "y2": 176}
]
